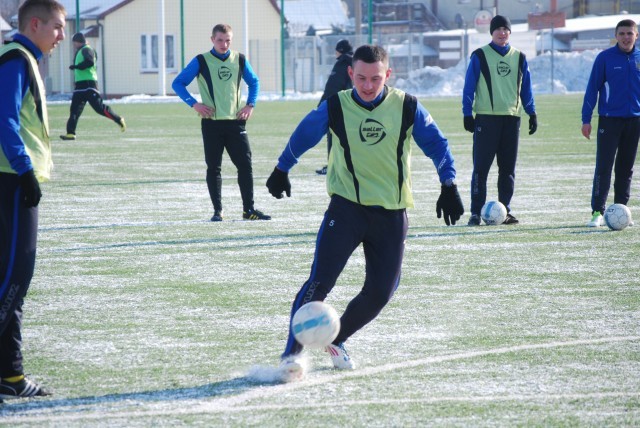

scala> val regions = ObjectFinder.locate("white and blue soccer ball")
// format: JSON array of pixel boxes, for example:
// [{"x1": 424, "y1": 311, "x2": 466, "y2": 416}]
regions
[
  {"x1": 292, "y1": 301, "x2": 340, "y2": 348},
  {"x1": 481, "y1": 201, "x2": 507, "y2": 225},
  {"x1": 604, "y1": 203, "x2": 632, "y2": 231}
]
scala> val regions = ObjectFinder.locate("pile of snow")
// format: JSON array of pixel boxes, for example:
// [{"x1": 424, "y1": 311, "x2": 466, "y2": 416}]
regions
[{"x1": 395, "y1": 49, "x2": 602, "y2": 97}]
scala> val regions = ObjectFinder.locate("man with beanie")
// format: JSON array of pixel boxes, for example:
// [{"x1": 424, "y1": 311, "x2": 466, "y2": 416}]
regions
[
  {"x1": 60, "y1": 32, "x2": 125, "y2": 140},
  {"x1": 315, "y1": 39, "x2": 353, "y2": 175},
  {"x1": 462, "y1": 14, "x2": 537, "y2": 226}
]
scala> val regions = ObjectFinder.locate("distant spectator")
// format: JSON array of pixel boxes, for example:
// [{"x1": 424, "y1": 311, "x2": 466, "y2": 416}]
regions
[{"x1": 315, "y1": 39, "x2": 353, "y2": 175}]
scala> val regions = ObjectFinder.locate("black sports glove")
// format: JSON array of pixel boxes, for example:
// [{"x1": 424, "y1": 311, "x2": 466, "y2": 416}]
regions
[
  {"x1": 68, "y1": 65, "x2": 76, "y2": 70},
  {"x1": 266, "y1": 167, "x2": 291, "y2": 199},
  {"x1": 18, "y1": 169, "x2": 42, "y2": 208},
  {"x1": 528, "y1": 114, "x2": 537, "y2": 135},
  {"x1": 463, "y1": 116, "x2": 475, "y2": 133},
  {"x1": 436, "y1": 184, "x2": 464, "y2": 226}
]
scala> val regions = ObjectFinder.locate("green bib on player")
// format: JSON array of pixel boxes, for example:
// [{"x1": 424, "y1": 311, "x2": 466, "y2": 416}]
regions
[
  {"x1": 196, "y1": 51, "x2": 244, "y2": 120},
  {"x1": 73, "y1": 45, "x2": 98, "y2": 82},
  {"x1": 473, "y1": 45, "x2": 524, "y2": 116},
  {"x1": 326, "y1": 87, "x2": 416, "y2": 209},
  {"x1": 0, "y1": 43, "x2": 51, "y2": 181}
]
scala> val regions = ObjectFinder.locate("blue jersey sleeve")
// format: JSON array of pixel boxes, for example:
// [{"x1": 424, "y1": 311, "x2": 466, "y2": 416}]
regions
[
  {"x1": 242, "y1": 58, "x2": 259, "y2": 106},
  {"x1": 0, "y1": 55, "x2": 33, "y2": 175},
  {"x1": 277, "y1": 101, "x2": 329, "y2": 171},
  {"x1": 462, "y1": 54, "x2": 480, "y2": 117},
  {"x1": 171, "y1": 56, "x2": 201, "y2": 107},
  {"x1": 413, "y1": 102, "x2": 456, "y2": 183},
  {"x1": 581, "y1": 53, "x2": 605, "y2": 124},
  {"x1": 520, "y1": 57, "x2": 536, "y2": 116}
]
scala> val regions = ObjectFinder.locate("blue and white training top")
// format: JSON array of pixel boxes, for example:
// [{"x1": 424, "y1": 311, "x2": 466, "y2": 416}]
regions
[{"x1": 582, "y1": 43, "x2": 640, "y2": 124}]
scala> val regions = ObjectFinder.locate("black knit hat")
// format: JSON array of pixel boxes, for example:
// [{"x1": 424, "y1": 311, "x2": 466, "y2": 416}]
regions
[
  {"x1": 335, "y1": 39, "x2": 353, "y2": 54},
  {"x1": 489, "y1": 15, "x2": 511, "y2": 34},
  {"x1": 72, "y1": 32, "x2": 86, "y2": 43}
]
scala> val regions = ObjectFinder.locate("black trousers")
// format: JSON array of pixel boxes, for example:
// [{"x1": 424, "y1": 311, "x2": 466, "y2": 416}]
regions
[
  {"x1": 66, "y1": 83, "x2": 122, "y2": 134},
  {"x1": 0, "y1": 173, "x2": 38, "y2": 378},
  {"x1": 470, "y1": 114, "x2": 521, "y2": 215},
  {"x1": 591, "y1": 116, "x2": 640, "y2": 214},
  {"x1": 201, "y1": 119, "x2": 254, "y2": 212},
  {"x1": 282, "y1": 195, "x2": 408, "y2": 357}
]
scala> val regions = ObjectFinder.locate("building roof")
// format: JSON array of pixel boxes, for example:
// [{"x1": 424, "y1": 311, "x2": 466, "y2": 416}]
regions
[
  {"x1": 285, "y1": 0, "x2": 348, "y2": 35},
  {"x1": 0, "y1": 14, "x2": 12, "y2": 31},
  {"x1": 14, "y1": 0, "x2": 280, "y2": 21}
]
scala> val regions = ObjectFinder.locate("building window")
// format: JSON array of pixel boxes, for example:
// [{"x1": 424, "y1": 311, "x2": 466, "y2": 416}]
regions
[{"x1": 141, "y1": 34, "x2": 175, "y2": 72}]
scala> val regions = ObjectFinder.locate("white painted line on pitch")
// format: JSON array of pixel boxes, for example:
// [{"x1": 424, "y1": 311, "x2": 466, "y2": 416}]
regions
[
  {"x1": 2, "y1": 335, "x2": 638, "y2": 423},
  {"x1": 186, "y1": 391, "x2": 640, "y2": 414}
]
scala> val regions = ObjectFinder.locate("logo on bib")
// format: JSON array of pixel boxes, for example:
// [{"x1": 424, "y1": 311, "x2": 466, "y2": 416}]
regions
[
  {"x1": 497, "y1": 60, "x2": 511, "y2": 76},
  {"x1": 359, "y1": 118, "x2": 386, "y2": 145},
  {"x1": 218, "y1": 66, "x2": 232, "y2": 81}
]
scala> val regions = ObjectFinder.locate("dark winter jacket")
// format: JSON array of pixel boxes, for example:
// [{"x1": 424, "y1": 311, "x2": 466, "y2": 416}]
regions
[{"x1": 319, "y1": 53, "x2": 353, "y2": 104}]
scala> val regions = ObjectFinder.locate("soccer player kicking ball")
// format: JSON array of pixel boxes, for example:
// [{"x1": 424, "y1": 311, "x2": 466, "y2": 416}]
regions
[{"x1": 266, "y1": 44, "x2": 464, "y2": 381}]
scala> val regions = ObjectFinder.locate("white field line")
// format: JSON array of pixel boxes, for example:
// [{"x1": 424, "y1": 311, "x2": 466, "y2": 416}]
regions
[{"x1": 3, "y1": 335, "x2": 639, "y2": 423}]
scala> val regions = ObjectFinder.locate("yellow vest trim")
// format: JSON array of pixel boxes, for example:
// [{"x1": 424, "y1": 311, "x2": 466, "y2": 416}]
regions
[
  {"x1": 327, "y1": 87, "x2": 415, "y2": 209},
  {"x1": 473, "y1": 45, "x2": 523, "y2": 116},
  {"x1": 196, "y1": 51, "x2": 242, "y2": 120},
  {"x1": 0, "y1": 43, "x2": 51, "y2": 181}
]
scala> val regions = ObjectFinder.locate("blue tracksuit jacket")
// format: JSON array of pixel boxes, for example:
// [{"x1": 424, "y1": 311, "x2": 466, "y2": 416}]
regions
[{"x1": 582, "y1": 44, "x2": 640, "y2": 124}]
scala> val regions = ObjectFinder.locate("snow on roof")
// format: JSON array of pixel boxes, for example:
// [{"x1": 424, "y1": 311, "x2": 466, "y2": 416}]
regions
[
  {"x1": 429, "y1": 13, "x2": 640, "y2": 36},
  {"x1": 285, "y1": 0, "x2": 349, "y2": 35},
  {"x1": 0, "y1": 14, "x2": 12, "y2": 31},
  {"x1": 55, "y1": 0, "x2": 128, "y2": 20}
]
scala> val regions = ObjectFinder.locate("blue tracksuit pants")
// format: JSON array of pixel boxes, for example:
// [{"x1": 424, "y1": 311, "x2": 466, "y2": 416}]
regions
[
  {"x1": 282, "y1": 195, "x2": 408, "y2": 358},
  {"x1": 591, "y1": 116, "x2": 640, "y2": 214},
  {"x1": 470, "y1": 114, "x2": 521, "y2": 215},
  {"x1": 0, "y1": 172, "x2": 38, "y2": 378}
]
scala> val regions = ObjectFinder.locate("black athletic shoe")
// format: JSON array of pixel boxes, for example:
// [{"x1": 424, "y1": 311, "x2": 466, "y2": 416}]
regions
[
  {"x1": 468, "y1": 214, "x2": 481, "y2": 226},
  {"x1": 503, "y1": 213, "x2": 519, "y2": 225},
  {"x1": 243, "y1": 209, "x2": 271, "y2": 220},
  {"x1": 0, "y1": 377, "x2": 50, "y2": 399},
  {"x1": 211, "y1": 210, "x2": 223, "y2": 222},
  {"x1": 316, "y1": 165, "x2": 327, "y2": 175}
]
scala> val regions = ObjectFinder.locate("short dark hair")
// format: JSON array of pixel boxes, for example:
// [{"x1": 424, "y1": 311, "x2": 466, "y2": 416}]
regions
[
  {"x1": 616, "y1": 19, "x2": 638, "y2": 33},
  {"x1": 18, "y1": 0, "x2": 66, "y2": 32},
  {"x1": 352, "y1": 45, "x2": 388, "y2": 67},
  {"x1": 212, "y1": 24, "x2": 232, "y2": 36}
]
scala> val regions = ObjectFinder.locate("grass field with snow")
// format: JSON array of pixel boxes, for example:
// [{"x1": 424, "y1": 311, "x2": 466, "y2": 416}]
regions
[{"x1": 1, "y1": 93, "x2": 638, "y2": 426}]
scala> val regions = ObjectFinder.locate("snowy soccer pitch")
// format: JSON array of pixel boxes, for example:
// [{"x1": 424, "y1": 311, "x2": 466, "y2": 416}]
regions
[{"x1": 1, "y1": 94, "x2": 638, "y2": 425}]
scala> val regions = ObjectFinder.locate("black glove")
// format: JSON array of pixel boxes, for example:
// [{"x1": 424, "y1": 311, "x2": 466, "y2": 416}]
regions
[
  {"x1": 463, "y1": 116, "x2": 475, "y2": 133},
  {"x1": 69, "y1": 64, "x2": 76, "y2": 70},
  {"x1": 18, "y1": 169, "x2": 42, "y2": 208},
  {"x1": 266, "y1": 167, "x2": 291, "y2": 199},
  {"x1": 528, "y1": 114, "x2": 537, "y2": 135},
  {"x1": 436, "y1": 183, "x2": 464, "y2": 226}
]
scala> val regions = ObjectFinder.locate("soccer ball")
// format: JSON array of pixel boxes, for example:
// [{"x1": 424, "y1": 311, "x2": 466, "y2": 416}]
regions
[
  {"x1": 481, "y1": 201, "x2": 507, "y2": 225},
  {"x1": 604, "y1": 203, "x2": 632, "y2": 230},
  {"x1": 291, "y1": 301, "x2": 340, "y2": 349}
]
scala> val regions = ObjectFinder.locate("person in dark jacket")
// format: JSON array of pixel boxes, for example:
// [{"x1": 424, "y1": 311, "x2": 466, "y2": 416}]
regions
[
  {"x1": 316, "y1": 39, "x2": 353, "y2": 175},
  {"x1": 581, "y1": 19, "x2": 640, "y2": 227},
  {"x1": 60, "y1": 32, "x2": 125, "y2": 140}
]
